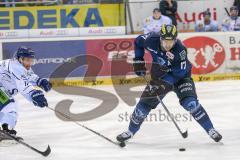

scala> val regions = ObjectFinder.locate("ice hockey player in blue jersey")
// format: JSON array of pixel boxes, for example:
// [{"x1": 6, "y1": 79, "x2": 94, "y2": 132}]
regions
[
  {"x1": 0, "y1": 46, "x2": 52, "y2": 141},
  {"x1": 116, "y1": 24, "x2": 222, "y2": 143}
]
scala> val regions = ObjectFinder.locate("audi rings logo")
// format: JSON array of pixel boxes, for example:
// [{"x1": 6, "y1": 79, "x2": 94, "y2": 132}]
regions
[
  {"x1": 183, "y1": 36, "x2": 226, "y2": 74},
  {"x1": 40, "y1": 31, "x2": 54, "y2": 36},
  {"x1": 104, "y1": 28, "x2": 117, "y2": 34},
  {"x1": 56, "y1": 30, "x2": 67, "y2": 36},
  {"x1": 2, "y1": 31, "x2": 18, "y2": 38}
]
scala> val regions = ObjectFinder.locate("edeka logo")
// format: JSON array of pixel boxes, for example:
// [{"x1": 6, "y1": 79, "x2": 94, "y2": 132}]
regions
[
  {"x1": 0, "y1": 8, "x2": 102, "y2": 29},
  {"x1": 183, "y1": 36, "x2": 225, "y2": 74},
  {"x1": 0, "y1": 4, "x2": 125, "y2": 30}
]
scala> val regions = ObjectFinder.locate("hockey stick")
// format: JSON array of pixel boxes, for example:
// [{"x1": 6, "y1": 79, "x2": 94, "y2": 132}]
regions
[
  {"x1": 47, "y1": 106, "x2": 126, "y2": 148},
  {"x1": 0, "y1": 130, "x2": 51, "y2": 157},
  {"x1": 224, "y1": 7, "x2": 230, "y2": 16},
  {"x1": 142, "y1": 75, "x2": 188, "y2": 138}
]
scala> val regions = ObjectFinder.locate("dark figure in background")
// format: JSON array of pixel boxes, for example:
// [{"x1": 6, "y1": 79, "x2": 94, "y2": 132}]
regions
[
  {"x1": 234, "y1": 0, "x2": 240, "y2": 16},
  {"x1": 160, "y1": 0, "x2": 178, "y2": 26}
]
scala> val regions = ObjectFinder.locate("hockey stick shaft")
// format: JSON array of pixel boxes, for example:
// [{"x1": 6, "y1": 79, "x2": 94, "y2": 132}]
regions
[
  {"x1": 224, "y1": 7, "x2": 230, "y2": 16},
  {"x1": 142, "y1": 75, "x2": 188, "y2": 138},
  {"x1": 0, "y1": 130, "x2": 51, "y2": 157},
  {"x1": 47, "y1": 106, "x2": 123, "y2": 147}
]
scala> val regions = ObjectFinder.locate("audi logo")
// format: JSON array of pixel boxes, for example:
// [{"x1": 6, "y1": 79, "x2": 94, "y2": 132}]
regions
[
  {"x1": 104, "y1": 28, "x2": 117, "y2": 34},
  {"x1": 56, "y1": 30, "x2": 67, "y2": 35},
  {"x1": 5, "y1": 31, "x2": 18, "y2": 37}
]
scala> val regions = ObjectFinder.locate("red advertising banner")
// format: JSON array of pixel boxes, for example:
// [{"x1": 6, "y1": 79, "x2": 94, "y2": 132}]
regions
[
  {"x1": 1, "y1": 32, "x2": 240, "y2": 83},
  {"x1": 183, "y1": 36, "x2": 226, "y2": 74},
  {"x1": 85, "y1": 34, "x2": 240, "y2": 77},
  {"x1": 85, "y1": 38, "x2": 152, "y2": 77}
]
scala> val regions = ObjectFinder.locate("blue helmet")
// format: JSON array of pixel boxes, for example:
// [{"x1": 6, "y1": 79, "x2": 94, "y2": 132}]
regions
[{"x1": 15, "y1": 46, "x2": 35, "y2": 59}]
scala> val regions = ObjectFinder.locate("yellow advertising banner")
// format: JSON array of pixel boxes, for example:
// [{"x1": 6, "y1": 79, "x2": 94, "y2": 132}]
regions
[{"x1": 0, "y1": 4, "x2": 125, "y2": 30}]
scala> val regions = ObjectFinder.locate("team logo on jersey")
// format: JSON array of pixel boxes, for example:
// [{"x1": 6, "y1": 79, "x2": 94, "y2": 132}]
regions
[
  {"x1": 166, "y1": 51, "x2": 174, "y2": 60},
  {"x1": 179, "y1": 50, "x2": 186, "y2": 61},
  {"x1": 183, "y1": 36, "x2": 225, "y2": 74},
  {"x1": 145, "y1": 18, "x2": 150, "y2": 23}
]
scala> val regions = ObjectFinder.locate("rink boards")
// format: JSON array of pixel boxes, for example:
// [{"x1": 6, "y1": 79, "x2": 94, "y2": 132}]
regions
[{"x1": 0, "y1": 31, "x2": 239, "y2": 86}]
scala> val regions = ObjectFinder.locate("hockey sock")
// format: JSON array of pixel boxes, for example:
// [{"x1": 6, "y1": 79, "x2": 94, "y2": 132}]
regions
[
  {"x1": 128, "y1": 102, "x2": 151, "y2": 135},
  {"x1": 181, "y1": 97, "x2": 214, "y2": 132}
]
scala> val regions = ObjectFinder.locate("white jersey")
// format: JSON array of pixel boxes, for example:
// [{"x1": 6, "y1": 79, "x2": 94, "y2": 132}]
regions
[
  {"x1": 222, "y1": 16, "x2": 240, "y2": 31},
  {"x1": 0, "y1": 59, "x2": 39, "y2": 102},
  {"x1": 143, "y1": 15, "x2": 172, "y2": 34}
]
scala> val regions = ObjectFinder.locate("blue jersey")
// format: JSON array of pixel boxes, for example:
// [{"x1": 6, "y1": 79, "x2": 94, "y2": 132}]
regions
[{"x1": 134, "y1": 32, "x2": 192, "y2": 85}]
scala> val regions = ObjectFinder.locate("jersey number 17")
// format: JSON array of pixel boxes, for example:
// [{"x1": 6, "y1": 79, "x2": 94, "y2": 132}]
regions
[{"x1": 181, "y1": 61, "x2": 187, "y2": 70}]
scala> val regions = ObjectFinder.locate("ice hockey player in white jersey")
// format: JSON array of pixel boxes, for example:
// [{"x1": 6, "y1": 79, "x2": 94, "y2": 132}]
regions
[
  {"x1": 222, "y1": 6, "x2": 240, "y2": 31},
  {"x1": 0, "y1": 46, "x2": 52, "y2": 141},
  {"x1": 143, "y1": 8, "x2": 172, "y2": 34}
]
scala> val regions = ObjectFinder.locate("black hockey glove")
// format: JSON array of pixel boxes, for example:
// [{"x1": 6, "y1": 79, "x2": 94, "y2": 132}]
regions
[{"x1": 133, "y1": 57, "x2": 146, "y2": 76}]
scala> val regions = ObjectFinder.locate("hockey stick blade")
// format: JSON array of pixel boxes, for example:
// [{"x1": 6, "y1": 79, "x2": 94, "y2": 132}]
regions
[
  {"x1": 38, "y1": 145, "x2": 51, "y2": 157},
  {"x1": 182, "y1": 130, "x2": 188, "y2": 138},
  {"x1": 0, "y1": 130, "x2": 51, "y2": 157}
]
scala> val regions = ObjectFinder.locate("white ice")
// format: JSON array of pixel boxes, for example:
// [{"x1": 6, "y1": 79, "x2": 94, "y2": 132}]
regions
[{"x1": 0, "y1": 80, "x2": 240, "y2": 160}]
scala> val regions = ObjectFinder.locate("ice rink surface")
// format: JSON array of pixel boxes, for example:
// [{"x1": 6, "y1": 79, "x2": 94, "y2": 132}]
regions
[{"x1": 1, "y1": 80, "x2": 240, "y2": 160}]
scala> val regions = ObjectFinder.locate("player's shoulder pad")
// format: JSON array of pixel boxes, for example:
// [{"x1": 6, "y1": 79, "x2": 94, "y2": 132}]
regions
[
  {"x1": 135, "y1": 32, "x2": 160, "y2": 49},
  {"x1": 144, "y1": 32, "x2": 160, "y2": 48},
  {"x1": 9, "y1": 60, "x2": 28, "y2": 80}
]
